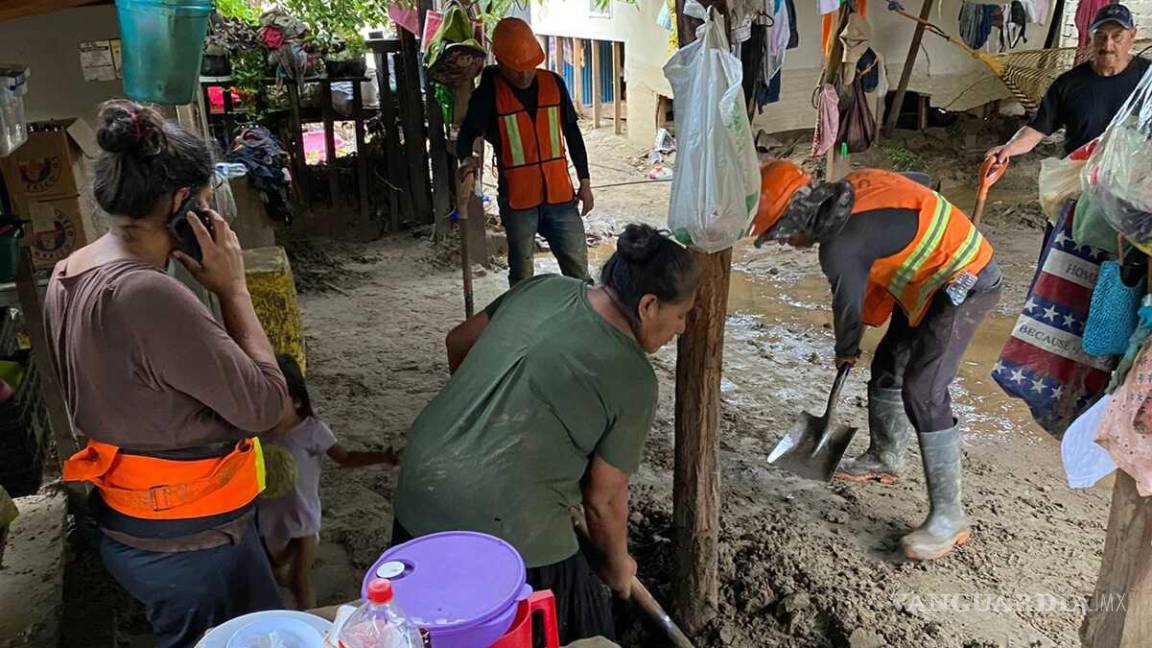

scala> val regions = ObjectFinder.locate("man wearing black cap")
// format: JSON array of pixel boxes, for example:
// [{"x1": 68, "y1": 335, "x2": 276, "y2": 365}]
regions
[{"x1": 987, "y1": 3, "x2": 1148, "y2": 163}]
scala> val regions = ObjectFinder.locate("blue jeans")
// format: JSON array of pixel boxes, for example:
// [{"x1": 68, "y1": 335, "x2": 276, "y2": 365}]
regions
[
  {"x1": 501, "y1": 200, "x2": 590, "y2": 287},
  {"x1": 99, "y1": 518, "x2": 282, "y2": 648}
]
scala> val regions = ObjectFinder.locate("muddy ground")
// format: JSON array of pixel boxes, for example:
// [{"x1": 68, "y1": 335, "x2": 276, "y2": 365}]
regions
[{"x1": 64, "y1": 119, "x2": 1112, "y2": 647}]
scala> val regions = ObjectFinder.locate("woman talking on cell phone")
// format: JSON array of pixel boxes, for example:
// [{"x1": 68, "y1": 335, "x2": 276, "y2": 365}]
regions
[{"x1": 43, "y1": 100, "x2": 291, "y2": 647}]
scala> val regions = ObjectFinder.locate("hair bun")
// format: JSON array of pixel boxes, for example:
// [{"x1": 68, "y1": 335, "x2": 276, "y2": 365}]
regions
[
  {"x1": 96, "y1": 100, "x2": 166, "y2": 156},
  {"x1": 616, "y1": 224, "x2": 664, "y2": 264}
]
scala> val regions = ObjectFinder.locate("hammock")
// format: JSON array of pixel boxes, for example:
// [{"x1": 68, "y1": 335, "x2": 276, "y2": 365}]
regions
[{"x1": 889, "y1": 4, "x2": 1152, "y2": 111}]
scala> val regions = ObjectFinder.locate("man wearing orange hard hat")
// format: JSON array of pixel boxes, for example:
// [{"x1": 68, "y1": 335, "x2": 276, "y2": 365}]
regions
[
  {"x1": 457, "y1": 17, "x2": 593, "y2": 287},
  {"x1": 749, "y1": 161, "x2": 1002, "y2": 561}
]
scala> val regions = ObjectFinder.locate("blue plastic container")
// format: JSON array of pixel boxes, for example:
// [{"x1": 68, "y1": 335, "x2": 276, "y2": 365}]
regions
[{"x1": 116, "y1": 0, "x2": 213, "y2": 105}]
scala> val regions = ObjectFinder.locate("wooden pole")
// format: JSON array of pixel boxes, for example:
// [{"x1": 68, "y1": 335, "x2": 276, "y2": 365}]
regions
[
  {"x1": 671, "y1": 0, "x2": 732, "y2": 634},
  {"x1": 612, "y1": 42, "x2": 623, "y2": 135},
  {"x1": 572, "y1": 38, "x2": 585, "y2": 117},
  {"x1": 320, "y1": 80, "x2": 339, "y2": 207},
  {"x1": 352, "y1": 80, "x2": 370, "y2": 224},
  {"x1": 884, "y1": 0, "x2": 937, "y2": 133},
  {"x1": 1081, "y1": 472, "x2": 1152, "y2": 646},
  {"x1": 592, "y1": 40, "x2": 603, "y2": 130},
  {"x1": 286, "y1": 80, "x2": 311, "y2": 207}
]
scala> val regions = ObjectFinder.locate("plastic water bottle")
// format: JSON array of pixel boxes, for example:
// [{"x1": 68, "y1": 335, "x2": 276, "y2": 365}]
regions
[{"x1": 338, "y1": 579, "x2": 424, "y2": 648}]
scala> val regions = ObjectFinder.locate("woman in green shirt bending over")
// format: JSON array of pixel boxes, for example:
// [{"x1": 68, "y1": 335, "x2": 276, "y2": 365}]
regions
[{"x1": 393, "y1": 224, "x2": 700, "y2": 644}]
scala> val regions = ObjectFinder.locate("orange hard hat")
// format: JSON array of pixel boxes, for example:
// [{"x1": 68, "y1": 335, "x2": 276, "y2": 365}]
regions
[
  {"x1": 491, "y1": 18, "x2": 544, "y2": 71},
  {"x1": 748, "y1": 160, "x2": 812, "y2": 239}
]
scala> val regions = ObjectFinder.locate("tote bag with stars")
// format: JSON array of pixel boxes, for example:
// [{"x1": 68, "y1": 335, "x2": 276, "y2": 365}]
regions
[{"x1": 993, "y1": 201, "x2": 1117, "y2": 439}]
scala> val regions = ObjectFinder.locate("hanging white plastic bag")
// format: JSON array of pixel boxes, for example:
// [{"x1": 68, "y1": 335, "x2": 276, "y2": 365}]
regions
[
  {"x1": 663, "y1": 1, "x2": 760, "y2": 253},
  {"x1": 1081, "y1": 64, "x2": 1152, "y2": 253},
  {"x1": 1060, "y1": 394, "x2": 1116, "y2": 489}
]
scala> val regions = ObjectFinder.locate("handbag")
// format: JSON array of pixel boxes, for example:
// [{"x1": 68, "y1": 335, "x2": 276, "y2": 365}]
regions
[
  {"x1": 1083, "y1": 235, "x2": 1146, "y2": 356},
  {"x1": 836, "y1": 74, "x2": 876, "y2": 154}
]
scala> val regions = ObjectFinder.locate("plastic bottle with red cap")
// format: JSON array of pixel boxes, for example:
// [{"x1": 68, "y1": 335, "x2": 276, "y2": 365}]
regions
[{"x1": 338, "y1": 578, "x2": 425, "y2": 648}]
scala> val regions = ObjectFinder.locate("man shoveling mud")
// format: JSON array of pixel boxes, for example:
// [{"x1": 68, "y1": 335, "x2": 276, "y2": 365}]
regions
[{"x1": 749, "y1": 162, "x2": 1002, "y2": 560}]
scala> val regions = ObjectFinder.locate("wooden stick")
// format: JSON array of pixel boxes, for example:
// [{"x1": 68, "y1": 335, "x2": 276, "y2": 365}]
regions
[
  {"x1": 321, "y1": 80, "x2": 339, "y2": 208},
  {"x1": 823, "y1": 7, "x2": 852, "y2": 181},
  {"x1": 885, "y1": 0, "x2": 938, "y2": 133},
  {"x1": 612, "y1": 42, "x2": 623, "y2": 135},
  {"x1": 592, "y1": 40, "x2": 603, "y2": 130}
]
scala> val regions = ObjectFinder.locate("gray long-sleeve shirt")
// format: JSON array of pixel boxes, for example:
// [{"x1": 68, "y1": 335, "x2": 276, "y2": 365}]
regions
[{"x1": 819, "y1": 208, "x2": 919, "y2": 359}]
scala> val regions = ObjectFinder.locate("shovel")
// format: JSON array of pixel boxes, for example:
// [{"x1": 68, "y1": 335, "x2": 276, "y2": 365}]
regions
[
  {"x1": 767, "y1": 364, "x2": 858, "y2": 482},
  {"x1": 971, "y1": 157, "x2": 1008, "y2": 227}
]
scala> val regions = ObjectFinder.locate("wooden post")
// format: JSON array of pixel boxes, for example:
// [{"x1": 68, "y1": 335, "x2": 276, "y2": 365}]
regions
[
  {"x1": 352, "y1": 79, "x2": 370, "y2": 224},
  {"x1": 885, "y1": 0, "x2": 937, "y2": 133},
  {"x1": 371, "y1": 43, "x2": 410, "y2": 232},
  {"x1": 397, "y1": 28, "x2": 433, "y2": 223},
  {"x1": 1081, "y1": 471, "x2": 1152, "y2": 646},
  {"x1": 425, "y1": 71, "x2": 454, "y2": 240},
  {"x1": 671, "y1": 0, "x2": 733, "y2": 634},
  {"x1": 572, "y1": 39, "x2": 585, "y2": 116},
  {"x1": 14, "y1": 248, "x2": 76, "y2": 469},
  {"x1": 286, "y1": 80, "x2": 311, "y2": 206},
  {"x1": 612, "y1": 42, "x2": 623, "y2": 135},
  {"x1": 320, "y1": 80, "x2": 340, "y2": 207},
  {"x1": 592, "y1": 40, "x2": 602, "y2": 130}
]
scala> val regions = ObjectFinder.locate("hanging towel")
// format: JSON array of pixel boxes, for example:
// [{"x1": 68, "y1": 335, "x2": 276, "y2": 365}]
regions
[
  {"x1": 959, "y1": 1, "x2": 999, "y2": 49},
  {"x1": 766, "y1": 0, "x2": 791, "y2": 81},
  {"x1": 993, "y1": 202, "x2": 1116, "y2": 438},
  {"x1": 812, "y1": 83, "x2": 841, "y2": 156}
]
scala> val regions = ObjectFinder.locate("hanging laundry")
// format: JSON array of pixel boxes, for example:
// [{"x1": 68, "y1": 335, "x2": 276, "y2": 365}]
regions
[
  {"x1": 819, "y1": 0, "x2": 840, "y2": 15},
  {"x1": 857, "y1": 48, "x2": 881, "y2": 92},
  {"x1": 1004, "y1": 0, "x2": 1029, "y2": 49},
  {"x1": 765, "y1": 0, "x2": 791, "y2": 81},
  {"x1": 1097, "y1": 323, "x2": 1152, "y2": 496},
  {"x1": 958, "y1": 1, "x2": 1000, "y2": 49},
  {"x1": 1075, "y1": 0, "x2": 1111, "y2": 47},
  {"x1": 812, "y1": 83, "x2": 841, "y2": 156},
  {"x1": 785, "y1": 0, "x2": 800, "y2": 48},
  {"x1": 388, "y1": 2, "x2": 420, "y2": 36},
  {"x1": 839, "y1": 12, "x2": 872, "y2": 84},
  {"x1": 765, "y1": 69, "x2": 782, "y2": 104}
]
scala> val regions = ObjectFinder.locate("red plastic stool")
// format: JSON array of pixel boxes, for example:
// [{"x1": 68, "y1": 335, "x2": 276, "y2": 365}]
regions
[{"x1": 488, "y1": 590, "x2": 559, "y2": 648}]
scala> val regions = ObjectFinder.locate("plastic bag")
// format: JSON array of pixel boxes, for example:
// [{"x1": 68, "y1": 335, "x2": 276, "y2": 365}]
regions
[
  {"x1": 1081, "y1": 65, "x2": 1152, "y2": 253},
  {"x1": 1073, "y1": 188, "x2": 1117, "y2": 252},
  {"x1": 1061, "y1": 394, "x2": 1116, "y2": 488},
  {"x1": 664, "y1": 1, "x2": 760, "y2": 253},
  {"x1": 1038, "y1": 156, "x2": 1085, "y2": 223}
]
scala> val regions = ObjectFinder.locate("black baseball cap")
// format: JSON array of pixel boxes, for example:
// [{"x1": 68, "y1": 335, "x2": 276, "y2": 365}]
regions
[{"x1": 1091, "y1": 3, "x2": 1135, "y2": 31}]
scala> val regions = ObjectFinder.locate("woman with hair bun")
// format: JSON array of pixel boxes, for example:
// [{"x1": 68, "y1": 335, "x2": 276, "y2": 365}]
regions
[
  {"x1": 392, "y1": 223, "x2": 701, "y2": 644},
  {"x1": 44, "y1": 100, "x2": 290, "y2": 646}
]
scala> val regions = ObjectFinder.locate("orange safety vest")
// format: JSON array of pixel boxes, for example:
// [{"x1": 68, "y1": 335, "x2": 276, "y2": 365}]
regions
[
  {"x1": 848, "y1": 169, "x2": 994, "y2": 328},
  {"x1": 494, "y1": 71, "x2": 575, "y2": 211},
  {"x1": 62, "y1": 438, "x2": 266, "y2": 520}
]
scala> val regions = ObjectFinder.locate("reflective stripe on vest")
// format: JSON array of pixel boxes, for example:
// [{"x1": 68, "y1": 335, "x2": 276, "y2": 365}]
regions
[
  {"x1": 848, "y1": 169, "x2": 994, "y2": 327},
  {"x1": 62, "y1": 438, "x2": 266, "y2": 520},
  {"x1": 495, "y1": 71, "x2": 575, "y2": 210}
]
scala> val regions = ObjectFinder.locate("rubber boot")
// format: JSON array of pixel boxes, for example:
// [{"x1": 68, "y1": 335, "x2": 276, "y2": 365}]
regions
[
  {"x1": 901, "y1": 424, "x2": 971, "y2": 561},
  {"x1": 835, "y1": 385, "x2": 914, "y2": 484}
]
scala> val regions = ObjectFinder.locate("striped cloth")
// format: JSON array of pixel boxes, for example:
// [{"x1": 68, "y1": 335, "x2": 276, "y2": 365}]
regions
[{"x1": 993, "y1": 201, "x2": 1117, "y2": 438}]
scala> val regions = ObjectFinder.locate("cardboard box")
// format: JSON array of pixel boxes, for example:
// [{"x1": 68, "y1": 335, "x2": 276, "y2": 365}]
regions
[
  {"x1": 20, "y1": 195, "x2": 98, "y2": 271},
  {"x1": 1, "y1": 119, "x2": 99, "y2": 203}
]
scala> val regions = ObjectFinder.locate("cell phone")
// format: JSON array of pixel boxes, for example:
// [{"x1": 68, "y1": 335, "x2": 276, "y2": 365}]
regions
[{"x1": 168, "y1": 194, "x2": 214, "y2": 263}]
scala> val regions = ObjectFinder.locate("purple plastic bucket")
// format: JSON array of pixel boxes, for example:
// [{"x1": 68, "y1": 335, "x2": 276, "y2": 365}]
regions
[{"x1": 364, "y1": 531, "x2": 532, "y2": 648}]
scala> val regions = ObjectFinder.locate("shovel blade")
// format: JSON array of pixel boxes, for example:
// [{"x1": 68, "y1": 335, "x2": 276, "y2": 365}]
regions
[{"x1": 768, "y1": 411, "x2": 859, "y2": 482}]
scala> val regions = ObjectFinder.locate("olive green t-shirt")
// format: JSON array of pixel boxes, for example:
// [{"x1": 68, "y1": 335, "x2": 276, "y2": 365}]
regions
[{"x1": 394, "y1": 275, "x2": 657, "y2": 567}]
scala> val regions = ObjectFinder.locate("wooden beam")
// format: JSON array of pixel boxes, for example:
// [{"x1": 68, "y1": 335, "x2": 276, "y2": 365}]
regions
[
  {"x1": 397, "y1": 29, "x2": 433, "y2": 223},
  {"x1": 285, "y1": 81, "x2": 311, "y2": 207},
  {"x1": 885, "y1": 0, "x2": 937, "y2": 133},
  {"x1": 1081, "y1": 470, "x2": 1152, "y2": 646},
  {"x1": 572, "y1": 39, "x2": 585, "y2": 117},
  {"x1": 612, "y1": 42, "x2": 623, "y2": 136},
  {"x1": 592, "y1": 41, "x2": 603, "y2": 130},
  {"x1": 425, "y1": 66, "x2": 454, "y2": 239},
  {"x1": 371, "y1": 46, "x2": 410, "y2": 232}
]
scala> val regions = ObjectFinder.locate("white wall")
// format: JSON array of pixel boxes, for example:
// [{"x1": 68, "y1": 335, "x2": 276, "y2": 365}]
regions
[{"x1": 0, "y1": 6, "x2": 124, "y2": 122}]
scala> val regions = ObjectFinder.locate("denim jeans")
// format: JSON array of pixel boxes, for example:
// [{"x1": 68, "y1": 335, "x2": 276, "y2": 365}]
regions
[
  {"x1": 99, "y1": 518, "x2": 282, "y2": 648},
  {"x1": 501, "y1": 200, "x2": 590, "y2": 287}
]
